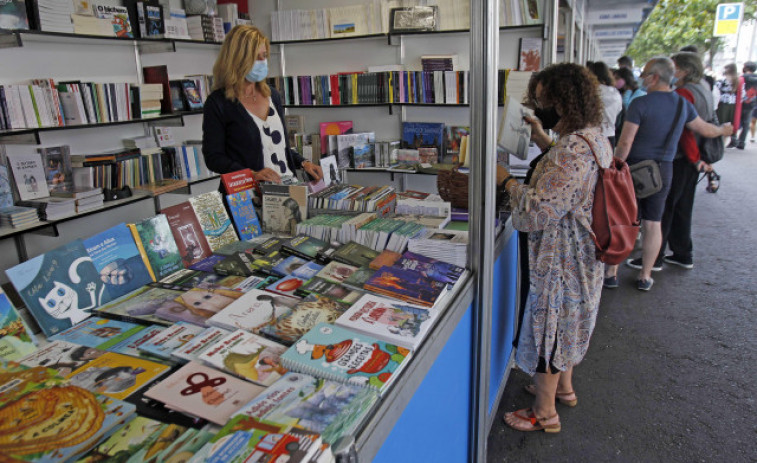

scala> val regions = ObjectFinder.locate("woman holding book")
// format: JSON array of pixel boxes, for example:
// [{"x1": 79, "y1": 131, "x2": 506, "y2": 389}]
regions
[
  {"x1": 202, "y1": 25, "x2": 322, "y2": 184},
  {"x1": 497, "y1": 63, "x2": 611, "y2": 433}
]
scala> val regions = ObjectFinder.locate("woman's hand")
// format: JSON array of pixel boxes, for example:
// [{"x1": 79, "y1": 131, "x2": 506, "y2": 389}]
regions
[
  {"x1": 253, "y1": 168, "x2": 282, "y2": 183},
  {"x1": 523, "y1": 115, "x2": 553, "y2": 150},
  {"x1": 697, "y1": 160, "x2": 713, "y2": 173},
  {"x1": 302, "y1": 161, "x2": 323, "y2": 182}
]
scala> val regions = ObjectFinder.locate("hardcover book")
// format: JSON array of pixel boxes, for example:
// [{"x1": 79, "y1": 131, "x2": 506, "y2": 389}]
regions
[
  {"x1": 189, "y1": 191, "x2": 239, "y2": 251},
  {"x1": 198, "y1": 329, "x2": 288, "y2": 387},
  {"x1": 265, "y1": 275, "x2": 308, "y2": 298},
  {"x1": 369, "y1": 250, "x2": 402, "y2": 270},
  {"x1": 319, "y1": 121, "x2": 353, "y2": 155},
  {"x1": 233, "y1": 372, "x2": 378, "y2": 445},
  {"x1": 6, "y1": 151, "x2": 49, "y2": 201},
  {"x1": 393, "y1": 251, "x2": 464, "y2": 285},
  {"x1": 227, "y1": 189, "x2": 263, "y2": 240},
  {"x1": 171, "y1": 326, "x2": 230, "y2": 363},
  {"x1": 0, "y1": 0, "x2": 29, "y2": 30},
  {"x1": 316, "y1": 261, "x2": 358, "y2": 284},
  {"x1": 336, "y1": 132, "x2": 375, "y2": 169},
  {"x1": 123, "y1": 421, "x2": 190, "y2": 462},
  {"x1": 38, "y1": 145, "x2": 73, "y2": 194},
  {"x1": 351, "y1": 142, "x2": 376, "y2": 168},
  {"x1": 282, "y1": 234, "x2": 329, "y2": 260},
  {"x1": 259, "y1": 294, "x2": 349, "y2": 345},
  {"x1": 66, "y1": 351, "x2": 170, "y2": 400},
  {"x1": 207, "y1": 288, "x2": 300, "y2": 334},
  {"x1": 272, "y1": 255, "x2": 308, "y2": 277},
  {"x1": 341, "y1": 266, "x2": 375, "y2": 291},
  {"x1": 401, "y1": 122, "x2": 444, "y2": 159},
  {"x1": 132, "y1": 214, "x2": 184, "y2": 281},
  {"x1": 162, "y1": 201, "x2": 214, "y2": 267},
  {"x1": 75, "y1": 416, "x2": 164, "y2": 463},
  {"x1": 221, "y1": 168, "x2": 258, "y2": 195},
  {"x1": 107, "y1": 325, "x2": 167, "y2": 361},
  {"x1": 281, "y1": 323, "x2": 412, "y2": 396},
  {"x1": 188, "y1": 254, "x2": 226, "y2": 272},
  {"x1": 19, "y1": 340, "x2": 105, "y2": 377},
  {"x1": 144, "y1": 361, "x2": 265, "y2": 425},
  {"x1": 296, "y1": 277, "x2": 363, "y2": 305},
  {"x1": 261, "y1": 184, "x2": 308, "y2": 236},
  {"x1": 363, "y1": 266, "x2": 448, "y2": 308},
  {"x1": 83, "y1": 223, "x2": 154, "y2": 300},
  {"x1": 5, "y1": 240, "x2": 110, "y2": 337},
  {"x1": 331, "y1": 241, "x2": 380, "y2": 267},
  {"x1": 49, "y1": 316, "x2": 144, "y2": 350},
  {"x1": 95, "y1": 286, "x2": 184, "y2": 326},
  {"x1": 160, "y1": 287, "x2": 244, "y2": 327},
  {"x1": 335, "y1": 293, "x2": 437, "y2": 350},
  {"x1": 0, "y1": 288, "x2": 36, "y2": 361},
  {"x1": 139, "y1": 321, "x2": 204, "y2": 360}
]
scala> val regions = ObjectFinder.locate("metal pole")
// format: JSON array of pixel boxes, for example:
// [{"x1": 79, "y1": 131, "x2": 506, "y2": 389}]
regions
[{"x1": 469, "y1": 0, "x2": 497, "y2": 460}]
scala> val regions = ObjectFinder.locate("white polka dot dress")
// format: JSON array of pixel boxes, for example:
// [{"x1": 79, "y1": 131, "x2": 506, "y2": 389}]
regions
[{"x1": 247, "y1": 101, "x2": 294, "y2": 178}]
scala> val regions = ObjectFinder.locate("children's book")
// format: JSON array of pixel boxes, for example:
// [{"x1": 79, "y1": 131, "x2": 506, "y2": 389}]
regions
[
  {"x1": 158, "y1": 287, "x2": 243, "y2": 327},
  {"x1": 281, "y1": 323, "x2": 412, "y2": 396},
  {"x1": 149, "y1": 428, "x2": 214, "y2": 463},
  {"x1": 5, "y1": 239, "x2": 110, "y2": 337},
  {"x1": 401, "y1": 122, "x2": 444, "y2": 159},
  {"x1": 49, "y1": 316, "x2": 144, "y2": 350},
  {"x1": 124, "y1": 422, "x2": 189, "y2": 462},
  {"x1": 393, "y1": 250, "x2": 464, "y2": 285},
  {"x1": 19, "y1": 340, "x2": 105, "y2": 377},
  {"x1": 259, "y1": 294, "x2": 349, "y2": 345},
  {"x1": 220, "y1": 168, "x2": 258, "y2": 195},
  {"x1": 144, "y1": 361, "x2": 264, "y2": 425},
  {"x1": 95, "y1": 286, "x2": 184, "y2": 326},
  {"x1": 0, "y1": 362, "x2": 64, "y2": 408},
  {"x1": 108, "y1": 325, "x2": 167, "y2": 362},
  {"x1": 234, "y1": 372, "x2": 379, "y2": 444},
  {"x1": 315, "y1": 261, "x2": 358, "y2": 284},
  {"x1": 202, "y1": 426, "x2": 320, "y2": 463},
  {"x1": 364, "y1": 266, "x2": 448, "y2": 308},
  {"x1": 124, "y1": 386, "x2": 208, "y2": 430},
  {"x1": 74, "y1": 416, "x2": 165, "y2": 463},
  {"x1": 296, "y1": 277, "x2": 363, "y2": 305},
  {"x1": 282, "y1": 234, "x2": 329, "y2": 260},
  {"x1": 335, "y1": 293, "x2": 437, "y2": 350},
  {"x1": 38, "y1": 145, "x2": 73, "y2": 193},
  {"x1": 331, "y1": 241, "x2": 380, "y2": 267},
  {"x1": 0, "y1": 288, "x2": 36, "y2": 361},
  {"x1": 265, "y1": 275, "x2": 307, "y2": 298},
  {"x1": 233, "y1": 275, "x2": 268, "y2": 293},
  {"x1": 139, "y1": 321, "x2": 205, "y2": 360},
  {"x1": 189, "y1": 191, "x2": 239, "y2": 251},
  {"x1": 6, "y1": 151, "x2": 49, "y2": 201},
  {"x1": 207, "y1": 289, "x2": 300, "y2": 334},
  {"x1": 319, "y1": 121, "x2": 353, "y2": 156},
  {"x1": 66, "y1": 351, "x2": 170, "y2": 400},
  {"x1": 83, "y1": 223, "x2": 154, "y2": 300},
  {"x1": 272, "y1": 255, "x2": 308, "y2": 277},
  {"x1": 198, "y1": 329, "x2": 288, "y2": 387},
  {"x1": 131, "y1": 214, "x2": 184, "y2": 281},
  {"x1": 162, "y1": 201, "x2": 214, "y2": 267},
  {"x1": 189, "y1": 254, "x2": 226, "y2": 272},
  {"x1": 214, "y1": 239, "x2": 259, "y2": 256},
  {"x1": 227, "y1": 189, "x2": 263, "y2": 240},
  {"x1": 171, "y1": 326, "x2": 231, "y2": 363},
  {"x1": 291, "y1": 261, "x2": 324, "y2": 280},
  {"x1": 261, "y1": 184, "x2": 308, "y2": 236}
]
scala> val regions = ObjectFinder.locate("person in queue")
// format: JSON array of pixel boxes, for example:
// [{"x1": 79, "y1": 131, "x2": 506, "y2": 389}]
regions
[
  {"x1": 605, "y1": 57, "x2": 733, "y2": 291},
  {"x1": 497, "y1": 63, "x2": 610, "y2": 433},
  {"x1": 586, "y1": 61, "x2": 622, "y2": 148},
  {"x1": 202, "y1": 25, "x2": 322, "y2": 183}
]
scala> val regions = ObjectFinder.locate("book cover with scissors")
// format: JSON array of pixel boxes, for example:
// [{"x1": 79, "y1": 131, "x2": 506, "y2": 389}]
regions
[{"x1": 144, "y1": 361, "x2": 264, "y2": 425}]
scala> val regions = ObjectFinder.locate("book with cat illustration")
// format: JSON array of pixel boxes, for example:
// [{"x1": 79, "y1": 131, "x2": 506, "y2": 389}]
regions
[
  {"x1": 258, "y1": 294, "x2": 349, "y2": 345},
  {"x1": 83, "y1": 223, "x2": 155, "y2": 300},
  {"x1": 162, "y1": 201, "x2": 214, "y2": 267},
  {"x1": 226, "y1": 189, "x2": 263, "y2": 240},
  {"x1": 66, "y1": 351, "x2": 170, "y2": 400},
  {"x1": 207, "y1": 288, "x2": 300, "y2": 334},
  {"x1": 189, "y1": 191, "x2": 239, "y2": 251},
  {"x1": 5, "y1": 239, "x2": 111, "y2": 337},
  {"x1": 234, "y1": 371, "x2": 378, "y2": 444},
  {"x1": 95, "y1": 286, "x2": 183, "y2": 326},
  {"x1": 130, "y1": 214, "x2": 184, "y2": 281},
  {"x1": 198, "y1": 329, "x2": 288, "y2": 387},
  {"x1": 0, "y1": 287, "x2": 37, "y2": 361},
  {"x1": 280, "y1": 323, "x2": 413, "y2": 396},
  {"x1": 144, "y1": 361, "x2": 264, "y2": 425}
]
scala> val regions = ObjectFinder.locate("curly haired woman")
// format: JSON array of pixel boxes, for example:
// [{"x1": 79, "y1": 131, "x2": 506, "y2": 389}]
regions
[{"x1": 497, "y1": 63, "x2": 610, "y2": 433}]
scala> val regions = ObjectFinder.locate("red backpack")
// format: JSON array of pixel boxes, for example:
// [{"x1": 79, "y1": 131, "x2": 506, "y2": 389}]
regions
[{"x1": 575, "y1": 134, "x2": 639, "y2": 265}]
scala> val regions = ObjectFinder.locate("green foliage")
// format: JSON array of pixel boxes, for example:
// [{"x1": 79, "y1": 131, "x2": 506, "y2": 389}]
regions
[{"x1": 626, "y1": 0, "x2": 757, "y2": 64}]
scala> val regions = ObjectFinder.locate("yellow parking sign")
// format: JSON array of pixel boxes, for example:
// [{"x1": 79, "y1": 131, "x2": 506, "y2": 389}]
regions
[{"x1": 713, "y1": 3, "x2": 743, "y2": 37}]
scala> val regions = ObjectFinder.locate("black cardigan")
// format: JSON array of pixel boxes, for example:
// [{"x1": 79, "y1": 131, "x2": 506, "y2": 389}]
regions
[{"x1": 202, "y1": 88, "x2": 305, "y2": 174}]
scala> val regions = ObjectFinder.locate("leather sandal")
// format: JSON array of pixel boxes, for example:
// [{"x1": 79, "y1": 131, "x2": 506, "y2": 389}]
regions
[
  {"x1": 504, "y1": 408, "x2": 561, "y2": 433},
  {"x1": 524, "y1": 384, "x2": 578, "y2": 407}
]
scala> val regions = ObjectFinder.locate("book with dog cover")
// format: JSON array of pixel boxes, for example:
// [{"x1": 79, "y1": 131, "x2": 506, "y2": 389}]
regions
[
  {"x1": 162, "y1": 201, "x2": 214, "y2": 267},
  {"x1": 189, "y1": 191, "x2": 239, "y2": 251}
]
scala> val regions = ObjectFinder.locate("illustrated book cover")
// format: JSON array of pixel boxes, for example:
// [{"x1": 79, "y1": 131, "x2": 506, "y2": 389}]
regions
[
  {"x1": 234, "y1": 372, "x2": 378, "y2": 444},
  {"x1": 282, "y1": 234, "x2": 329, "y2": 260},
  {"x1": 261, "y1": 184, "x2": 308, "y2": 236},
  {"x1": 171, "y1": 326, "x2": 230, "y2": 363},
  {"x1": 19, "y1": 340, "x2": 106, "y2": 377},
  {"x1": 319, "y1": 121, "x2": 353, "y2": 155},
  {"x1": 38, "y1": 145, "x2": 73, "y2": 194},
  {"x1": 296, "y1": 277, "x2": 363, "y2": 305},
  {"x1": 319, "y1": 155, "x2": 341, "y2": 186},
  {"x1": 74, "y1": 415, "x2": 164, "y2": 463},
  {"x1": 335, "y1": 293, "x2": 437, "y2": 350},
  {"x1": 336, "y1": 132, "x2": 375, "y2": 169},
  {"x1": 144, "y1": 361, "x2": 264, "y2": 425},
  {"x1": 498, "y1": 95, "x2": 534, "y2": 160},
  {"x1": 220, "y1": 168, "x2": 258, "y2": 195},
  {"x1": 6, "y1": 151, "x2": 49, "y2": 201},
  {"x1": 49, "y1": 316, "x2": 144, "y2": 350},
  {"x1": 5, "y1": 239, "x2": 110, "y2": 337},
  {"x1": 259, "y1": 294, "x2": 349, "y2": 345},
  {"x1": 107, "y1": 325, "x2": 167, "y2": 362},
  {"x1": 265, "y1": 275, "x2": 308, "y2": 299},
  {"x1": 280, "y1": 323, "x2": 412, "y2": 395},
  {"x1": 207, "y1": 288, "x2": 300, "y2": 334},
  {"x1": 95, "y1": 285, "x2": 184, "y2": 326},
  {"x1": 138, "y1": 321, "x2": 205, "y2": 360},
  {"x1": 213, "y1": 251, "x2": 258, "y2": 277},
  {"x1": 363, "y1": 265, "x2": 448, "y2": 308},
  {"x1": 162, "y1": 201, "x2": 214, "y2": 267},
  {"x1": 331, "y1": 241, "x2": 380, "y2": 267},
  {"x1": 518, "y1": 37, "x2": 542, "y2": 72},
  {"x1": 0, "y1": 287, "x2": 36, "y2": 361},
  {"x1": 198, "y1": 329, "x2": 288, "y2": 387},
  {"x1": 158, "y1": 287, "x2": 244, "y2": 327},
  {"x1": 401, "y1": 122, "x2": 444, "y2": 158},
  {"x1": 131, "y1": 214, "x2": 184, "y2": 281},
  {"x1": 315, "y1": 261, "x2": 358, "y2": 284},
  {"x1": 66, "y1": 351, "x2": 170, "y2": 400},
  {"x1": 189, "y1": 191, "x2": 239, "y2": 251},
  {"x1": 226, "y1": 189, "x2": 262, "y2": 240},
  {"x1": 189, "y1": 254, "x2": 226, "y2": 273},
  {"x1": 83, "y1": 223, "x2": 154, "y2": 300},
  {"x1": 393, "y1": 250, "x2": 464, "y2": 285},
  {"x1": 271, "y1": 255, "x2": 309, "y2": 277},
  {"x1": 341, "y1": 266, "x2": 375, "y2": 291}
]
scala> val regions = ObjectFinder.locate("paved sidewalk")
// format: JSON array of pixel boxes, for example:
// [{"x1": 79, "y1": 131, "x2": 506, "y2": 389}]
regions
[{"x1": 487, "y1": 140, "x2": 757, "y2": 462}]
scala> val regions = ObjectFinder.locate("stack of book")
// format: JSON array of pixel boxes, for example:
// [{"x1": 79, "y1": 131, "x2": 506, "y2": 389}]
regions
[
  {"x1": 18, "y1": 196, "x2": 76, "y2": 220},
  {"x1": 53, "y1": 186, "x2": 105, "y2": 213},
  {"x1": 131, "y1": 83, "x2": 164, "y2": 118},
  {"x1": 408, "y1": 228, "x2": 468, "y2": 267},
  {"x1": 421, "y1": 54, "x2": 459, "y2": 71},
  {"x1": 0, "y1": 206, "x2": 39, "y2": 228},
  {"x1": 34, "y1": 0, "x2": 76, "y2": 33},
  {"x1": 186, "y1": 15, "x2": 224, "y2": 42}
]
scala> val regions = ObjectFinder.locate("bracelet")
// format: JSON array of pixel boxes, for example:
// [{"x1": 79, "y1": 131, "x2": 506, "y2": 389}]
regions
[{"x1": 541, "y1": 140, "x2": 556, "y2": 154}]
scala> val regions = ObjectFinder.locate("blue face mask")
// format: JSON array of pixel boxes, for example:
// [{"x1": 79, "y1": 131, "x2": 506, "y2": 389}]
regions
[{"x1": 245, "y1": 59, "x2": 268, "y2": 83}]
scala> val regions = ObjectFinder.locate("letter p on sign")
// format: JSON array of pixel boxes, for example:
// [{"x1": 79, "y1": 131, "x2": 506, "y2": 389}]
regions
[{"x1": 714, "y1": 3, "x2": 743, "y2": 36}]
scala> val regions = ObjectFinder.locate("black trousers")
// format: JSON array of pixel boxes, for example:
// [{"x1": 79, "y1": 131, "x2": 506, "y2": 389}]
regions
[
  {"x1": 736, "y1": 104, "x2": 756, "y2": 147},
  {"x1": 658, "y1": 158, "x2": 699, "y2": 261}
]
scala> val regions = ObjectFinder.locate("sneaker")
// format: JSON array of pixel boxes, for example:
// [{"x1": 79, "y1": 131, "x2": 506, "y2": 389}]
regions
[
  {"x1": 726, "y1": 141, "x2": 738, "y2": 149},
  {"x1": 736, "y1": 144, "x2": 745, "y2": 150},
  {"x1": 664, "y1": 254, "x2": 694, "y2": 269},
  {"x1": 603, "y1": 276, "x2": 619, "y2": 289},
  {"x1": 625, "y1": 257, "x2": 663, "y2": 272},
  {"x1": 636, "y1": 278, "x2": 654, "y2": 291}
]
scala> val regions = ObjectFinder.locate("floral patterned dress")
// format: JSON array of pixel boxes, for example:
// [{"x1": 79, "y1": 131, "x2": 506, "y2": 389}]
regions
[{"x1": 509, "y1": 127, "x2": 611, "y2": 375}]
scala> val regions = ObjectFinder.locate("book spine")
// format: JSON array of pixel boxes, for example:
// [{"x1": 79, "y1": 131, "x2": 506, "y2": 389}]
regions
[{"x1": 127, "y1": 223, "x2": 157, "y2": 281}]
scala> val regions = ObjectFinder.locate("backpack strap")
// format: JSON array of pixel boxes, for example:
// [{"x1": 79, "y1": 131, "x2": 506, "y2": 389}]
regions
[
  {"x1": 573, "y1": 133, "x2": 600, "y2": 168},
  {"x1": 663, "y1": 95, "x2": 685, "y2": 154}
]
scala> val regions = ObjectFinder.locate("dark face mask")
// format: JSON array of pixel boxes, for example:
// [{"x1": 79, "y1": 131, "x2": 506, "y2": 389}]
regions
[{"x1": 535, "y1": 106, "x2": 560, "y2": 130}]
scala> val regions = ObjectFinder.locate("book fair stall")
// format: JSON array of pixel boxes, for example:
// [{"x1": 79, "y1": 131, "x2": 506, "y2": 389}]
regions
[{"x1": 0, "y1": 0, "x2": 598, "y2": 460}]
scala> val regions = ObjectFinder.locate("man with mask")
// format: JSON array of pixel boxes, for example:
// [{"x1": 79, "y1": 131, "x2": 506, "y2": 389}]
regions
[{"x1": 603, "y1": 57, "x2": 733, "y2": 291}]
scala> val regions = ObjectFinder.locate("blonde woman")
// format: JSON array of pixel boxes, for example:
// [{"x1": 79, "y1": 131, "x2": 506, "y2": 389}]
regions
[{"x1": 202, "y1": 25, "x2": 322, "y2": 183}]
